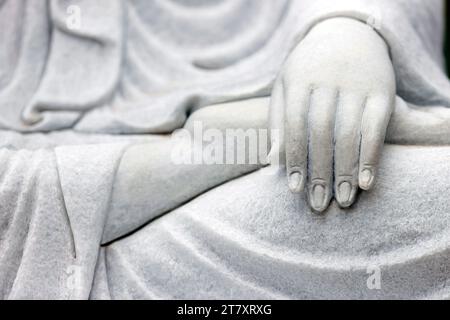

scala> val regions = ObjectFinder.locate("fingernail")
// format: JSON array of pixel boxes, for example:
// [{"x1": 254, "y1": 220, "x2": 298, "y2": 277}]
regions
[
  {"x1": 311, "y1": 184, "x2": 326, "y2": 212},
  {"x1": 22, "y1": 110, "x2": 43, "y2": 125},
  {"x1": 337, "y1": 181, "x2": 352, "y2": 205},
  {"x1": 288, "y1": 172, "x2": 303, "y2": 192},
  {"x1": 360, "y1": 169, "x2": 373, "y2": 190}
]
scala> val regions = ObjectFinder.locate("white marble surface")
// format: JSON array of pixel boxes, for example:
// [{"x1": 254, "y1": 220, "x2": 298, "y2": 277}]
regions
[
  {"x1": 92, "y1": 144, "x2": 450, "y2": 299},
  {"x1": 1, "y1": 0, "x2": 450, "y2": 300}
]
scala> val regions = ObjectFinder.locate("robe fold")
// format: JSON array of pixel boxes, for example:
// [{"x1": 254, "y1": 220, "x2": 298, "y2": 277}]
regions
[
  {"x1": 0, "y1": 0, "x2": 448, "y2": 133},
  {"x1": 1, "y1": 0, "x2": 450, "y2": 299}
]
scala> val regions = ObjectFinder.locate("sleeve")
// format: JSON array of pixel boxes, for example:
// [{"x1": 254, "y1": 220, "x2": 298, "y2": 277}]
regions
[
  {"x1": 0, "y1": 0, "x2": 124, "y2": 132},
  {"x1": 286, "y1": 0, "x2": 450, "y2": 107}
]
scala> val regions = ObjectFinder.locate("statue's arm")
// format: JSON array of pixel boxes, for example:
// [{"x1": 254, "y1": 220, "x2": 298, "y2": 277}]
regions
[
  {"x1": 102, "y1": 99, "x2": 268, "y2": 244},
  {"x1": 386, "y1": 97, "x2": 450, "y2": 145},
  {"x1": 103, "y1": 91, "x2": 450, "y2": 244}
]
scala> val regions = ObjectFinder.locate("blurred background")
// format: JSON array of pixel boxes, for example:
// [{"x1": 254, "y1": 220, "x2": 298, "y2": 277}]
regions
[{"x1": 446, "y1": 0, "x2": 449, "y2": 73}]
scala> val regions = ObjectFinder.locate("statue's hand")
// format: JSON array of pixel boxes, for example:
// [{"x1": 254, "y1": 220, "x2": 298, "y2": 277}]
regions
[{"x1": 271, "y1": 17, "x2": 395, "y2": 212}]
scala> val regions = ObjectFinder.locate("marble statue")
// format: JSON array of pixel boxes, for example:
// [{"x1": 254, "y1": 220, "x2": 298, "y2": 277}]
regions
[{"x1": 1, "y1": 0, "x2": 450, "y2": 299}]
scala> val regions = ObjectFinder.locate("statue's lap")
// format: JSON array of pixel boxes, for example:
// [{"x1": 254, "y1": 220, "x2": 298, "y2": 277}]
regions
[
  {"x1": 2, "y1": 98, "x2": 450, "y2": 299},
  {"x1": 97, "y1": 144, "x2": 450, "y2": 299}
]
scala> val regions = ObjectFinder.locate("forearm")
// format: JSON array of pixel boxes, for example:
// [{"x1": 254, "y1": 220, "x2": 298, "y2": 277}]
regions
[
  {"x1": 386, "y1": 97, "x2": 450, "y2": 145},
  {"x1": 103, "y1": 99, "x2": 269, "y2": 244}
]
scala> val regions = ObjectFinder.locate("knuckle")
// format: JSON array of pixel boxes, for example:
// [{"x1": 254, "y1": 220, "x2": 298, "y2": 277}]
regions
[
  {"x1": 361, "y1": 122, "x2": 383, "y2": 138},
  {"x1": 337, "y1": 124, "x2": 359, "y2": 142}
]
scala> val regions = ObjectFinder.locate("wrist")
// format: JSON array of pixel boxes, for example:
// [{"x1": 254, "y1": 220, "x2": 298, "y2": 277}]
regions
[{"x1": 305, "y1": 17, "x2": 388, "y2": 53}]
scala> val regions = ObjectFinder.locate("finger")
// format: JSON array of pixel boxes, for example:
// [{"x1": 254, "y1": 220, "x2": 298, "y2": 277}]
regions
[
  {"x1": 307, "y1": 87, "x2": 337, "y2": 212},
  {"x1": 284, "y1": 83, "x2": 310, "y2": 193},
  {"x1": 359, "y1": 95, "x2": 393, "y2": 190},
  {"x1": 334, "y1": 93, "x2": 366, "y2": 207},
  {"x1": 269, "y1": 77, "x2": 285, "y2": 168}
]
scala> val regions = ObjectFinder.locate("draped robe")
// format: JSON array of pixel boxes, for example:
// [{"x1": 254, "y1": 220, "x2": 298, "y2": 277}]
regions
[{"x1": 1, "y1": 0, "x2": 450, "y2": 299}]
